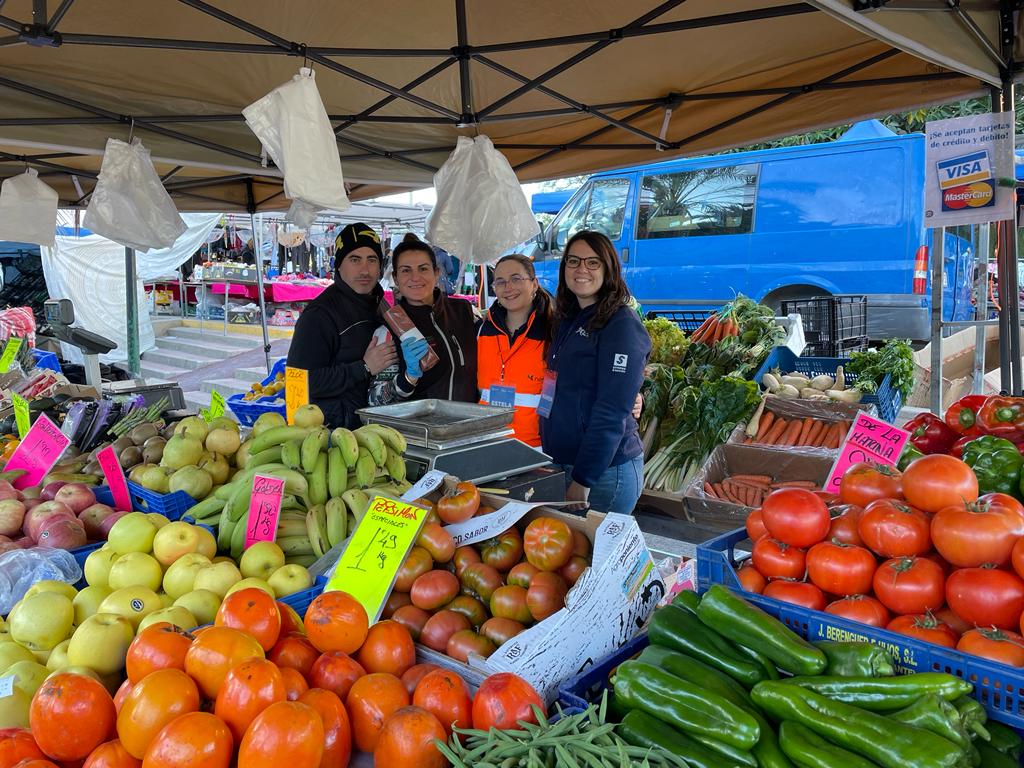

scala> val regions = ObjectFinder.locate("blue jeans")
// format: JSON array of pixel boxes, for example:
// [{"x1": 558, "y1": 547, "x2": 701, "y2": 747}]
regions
[{"x1": 558, "y1": 454, "x2": 644, "y2": 515}]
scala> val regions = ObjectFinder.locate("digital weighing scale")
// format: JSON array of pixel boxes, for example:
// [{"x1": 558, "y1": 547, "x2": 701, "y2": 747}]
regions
[{"x1": 357, "y1": 400, "x2": 554, "y2": 486}]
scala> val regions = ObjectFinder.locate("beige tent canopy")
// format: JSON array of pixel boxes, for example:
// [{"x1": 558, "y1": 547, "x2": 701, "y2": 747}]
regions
[{"x1": 0, "y1": 0, "x2": 1004, "y2": 212}]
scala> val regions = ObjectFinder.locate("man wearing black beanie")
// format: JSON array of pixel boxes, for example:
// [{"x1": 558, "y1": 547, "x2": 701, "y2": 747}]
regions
[{"x1": 287, "y1": 222, "x2": 396, "y2": 428}]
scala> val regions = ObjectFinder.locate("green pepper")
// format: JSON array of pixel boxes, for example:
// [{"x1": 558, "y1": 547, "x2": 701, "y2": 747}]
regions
[
  {"x1": 637, "y1": 646, "x2": 792, "y2": 768},
  {"x1": 975, "y1": 741, "x2": 1019, "y2": 768},
  {"x1": 780, "y1": 673, "x2": 973, "y2": 710},
  {"x1": 985, "y1": 721, "x2": 1022, "y2": 760},
  {"x1": 965, "y1": 742, "x2": 981, "y2": 768},
  {"x1": 891, "y1": 693, "x2": 971, "y2": 749},
  {"x1": 672, "y1": 589, "x2": 701, "y2": 613},
  {"x1": 962, "y1": 435, "x2": 1024, "y2": 498},
  {"x1": 613, "y1": 660, "x2": 760, "y2": 750},
  {"x1": 897, "y1": 443, "x2": 926, "y2": 471},
  {"x1": 778, "y1": 721, "x2": 878, "y2": 768},
  {"x1": 696, "y1": 585, "x2": 826, "y2": 676},
  {"x1": 951, "y1": 696, "x2": 990, "y2": 742},
  {"x1": 751, "y1": 681, "x2": 969, "y2": 768},
  {"x1": 734, "y1": 641, "x2": 781, "y2": 680},
  {"x1": 814, "y1": 641, "x2": 895, "y2": 677},
  {"x1": 649, "y1": 604, "x2": 768, "y2": 687},
  {"x1": 618, "y1": 710, "x2": 751, "y2": 768}
]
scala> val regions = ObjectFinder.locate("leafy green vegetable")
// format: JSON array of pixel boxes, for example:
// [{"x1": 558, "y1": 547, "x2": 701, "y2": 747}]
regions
[
  {"x1": 643, "y1": 317, "x2": 690, "y2": 367},
  {"x1": 847, "y1": 339, "x2": 915, "y2": 399}
]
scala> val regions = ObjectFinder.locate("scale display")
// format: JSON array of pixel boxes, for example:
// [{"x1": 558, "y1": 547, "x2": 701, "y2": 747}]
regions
[{"x1": 403, "y1": 438, "x2": 550, "y2": 485}]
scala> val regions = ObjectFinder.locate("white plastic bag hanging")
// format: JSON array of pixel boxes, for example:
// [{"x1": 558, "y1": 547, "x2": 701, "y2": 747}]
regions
[
  {"x1": 243, "y1": 67, "x2": 350, "y2": 226},
  {"x1": 0, "y1": 169, "x2": 58, "y2": 247},
  {"x1": 426, "y1": 135, "x2": 540, "y2": 265},
  {"x1": 84, "y1": 138, "x2": 186, "y2": 252}
]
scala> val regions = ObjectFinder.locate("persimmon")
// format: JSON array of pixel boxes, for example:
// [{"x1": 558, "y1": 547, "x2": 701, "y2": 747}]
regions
[
  {"x1": 236, "y1": 702, "x2": 323, "y2": 768},
  {"x1": 116, "y1": 670, "x2": 200, "y2": 759},
  {"x1": 125, "y1": 624, "x2": 193, "y2": 685},
  {"x1": 214, "y1": 588, "x2": 281, "y2": 652},
  {"x1": 213, "y1": 659, "x2": 286, "y2": 744},
  {"x1": 346, "y1": 673, "x2": 409, "y2": 753},
  {"x1": 268, "y1": 634, "x2": 319, "y2": 679},
  {"x1": 82, "y1": 740, "x2": 140, "y2": 768},
  {"x1": 140, "y1": 712, "x2": 232, "y2": 768},
  {"x1": 183, "y1": 626, "x2": 264, "y2": 699},
  {"x1": 298, "y1": 689, "x2": 352, "y2": 768},
  {"x1": 277, "y1": 602, "x2": 305, "y2": 636},
  {"x1": 279, "y1": 668, "x2": 309, "y2": 702},
  {"x1": 0, "y1": 728, "x2": 45, "y2": 767},
  {"x1": 304, "y1": 592, "x2": 368, "y2": 654},
  {"x1": 412, "y1": 669, "x2": 472, "y2": 737},
  {"x1": 374, "y1": 706, "x2": 447, "y2": 768},
  {"x1": 30, "y1": 674, "x2": 115, "y2": 762},
  {"x1": 356, "y1": 621, "x2": 415, "y2": 677}
]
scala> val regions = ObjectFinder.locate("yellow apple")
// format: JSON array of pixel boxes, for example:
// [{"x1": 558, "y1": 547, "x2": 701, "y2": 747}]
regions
[
  {"x1": 152, "y1": 521, "x2": 203, "y2": 567},
  {"x1": 193, "y1": 561, "x2": 241, "y2": 598},
  {"x1": 173, "y1": 590, "x2": 221, "y2": 627},
  {"x1": 0, "y1": 642, "x2": 35, "y2": 670},
  {"x1": 138, "y1": 606, "x2": 197, "y2": 633},
  {"x1": 0, "y1": 685, "x2": 30, "y2": 728},
  {"x1": 162, "y1": 553, "x2": 211, "y2": 601},
  {"x1": 24, "y1": 580, "x2": 77, "y2": 601},
  {"x1": 157, "y1": 592, "x2": 174, "y2": 609},
  {"x1": 67, "y1": 613, "x2": 134, "y2": 675},
  {"x1": 9, "y1": 592, "x2": 74, "y2": 651},
  {"x1": 106, "y1": 512, "x2": 157, "y2": 554},
  {"x1": 30, "y1": 648, "x2": 51, "y2": 665},
  {"x1": 240, "y1": 541, "x2": 286, "y2": 581},
  {"x1": 97, "y1": 586, "x2": 162, "y2": 630},
  {"x1": 108, "y1": 552, "x2": 163, "y2": 592},
  {"x1": 45, "y1": 639, "x2": 71, "y2": 671},
  {"x1": 146, "y1": 512, "x2": 171, "y2": 529},
  {"x1": 225, "y1": 577, "x2": 275, "y2": 598},
  {"x1": 195, "y1": 527, "x2": 216, "y2": 559},
  {"x1": 46, "y1": 665, "x2": 102, "y2": 683},
  {"x1": 84, "y1": 546, "x2": 120, "y2": 588},
  {"x1": 292, "y1": 403, "x2": 324, "y2": 428},
  {"x1": 212, "y1": 556, "x2": 235, "y2": 564},
  {"x1": 3, "y1": 660, "x2": 48, "y2": 696},
  {"x1": 72, "y1": 585, "x2": 112, "y2": 626},
  {"x1": 267, "y1": 564, "x2": 313, "y2": 598}
]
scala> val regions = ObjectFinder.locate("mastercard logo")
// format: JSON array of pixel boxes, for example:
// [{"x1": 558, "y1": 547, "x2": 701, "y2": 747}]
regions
[{"x1": 943, "y1": 182, "x2": 994, "y2": 209}]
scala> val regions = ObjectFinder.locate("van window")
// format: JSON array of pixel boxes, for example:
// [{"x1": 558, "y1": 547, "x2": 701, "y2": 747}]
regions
[
  {"x1": 550, "y1": 178, "x2": 630, "y2": 253},
  {"x1": 638, "y1": 164, "x2": 758, "y2": 239}
]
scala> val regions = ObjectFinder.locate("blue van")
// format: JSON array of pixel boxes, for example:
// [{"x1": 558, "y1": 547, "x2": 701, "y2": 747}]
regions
[{"x1": 530, "y1": 121, "x2": 974, "y2": 340}]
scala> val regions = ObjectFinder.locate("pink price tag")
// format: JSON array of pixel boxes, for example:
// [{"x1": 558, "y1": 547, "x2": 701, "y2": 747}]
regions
[
  {"x1": 97, "y1": 445, "x2": 132, "y2": 512},
  {"x1": 824, "y1": 412, "x2": 911, "y2": 494},
  {"x1": 4, "y1": 414, "x2": 70, "y2": 490},
  {"x1": 245, "y1": 474, "x2": 286, "y2": 548}
]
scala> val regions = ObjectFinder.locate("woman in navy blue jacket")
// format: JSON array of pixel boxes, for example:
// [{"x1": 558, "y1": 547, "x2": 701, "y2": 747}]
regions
[{"x1": 540, "y1": 231, "x2": 651, "y2": 515}]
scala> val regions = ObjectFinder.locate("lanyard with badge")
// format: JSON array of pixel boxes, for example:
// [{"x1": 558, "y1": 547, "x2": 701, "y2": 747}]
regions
[
  {"x1": 537, "y1": 315, "x2": 582, "y2": 419},
  {"x1": 489, "y1": 323, "x2": 528, "y2": 410}
]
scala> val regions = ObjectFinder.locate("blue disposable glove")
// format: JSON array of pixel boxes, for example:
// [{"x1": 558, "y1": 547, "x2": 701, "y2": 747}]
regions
[{"x1": 401, "y1": 337, "x2": 430, "y2": 378}]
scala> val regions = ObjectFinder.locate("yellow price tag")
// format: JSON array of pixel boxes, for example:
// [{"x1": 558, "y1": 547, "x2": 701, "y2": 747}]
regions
[
  {"x1": 0, "y1": 338, "x2": 23, "y2": 374},
  {"x1": 326, "y1": 496, "x2": 429, "y2": 621},
  {"x1": 204, "y1": 390, "x2": 226, "y2": 422},
  {"x1": 12, "y1": 393, "x2": 29, "y2": 439},
  {"x1": 285, "y1": 366, "x2": 309, "y2": 425}
]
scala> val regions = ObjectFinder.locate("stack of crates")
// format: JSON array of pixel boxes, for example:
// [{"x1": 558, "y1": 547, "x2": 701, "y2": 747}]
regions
[{"x1": 780, "y1": 295, "x2": 868, "y2": 356}]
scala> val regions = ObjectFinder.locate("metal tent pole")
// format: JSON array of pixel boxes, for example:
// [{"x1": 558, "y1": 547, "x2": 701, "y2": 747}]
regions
[
  {"x1": 125, "y1": 246, "x2": 140, "y2": 378},
  {"x1": 973, "y1": 224, "x2": 990, "y2": 393},
  {"x1": 247, "y1": 183, "x2": 271, "y2": 374},
  {"x1": 930, "y1": 230, "x2": 944, "y2": 414}
]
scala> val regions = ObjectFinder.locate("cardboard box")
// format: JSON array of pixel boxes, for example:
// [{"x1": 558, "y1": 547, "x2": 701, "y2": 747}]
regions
[
  {"x1": 908, "y1": 326, "x2": 1007, "y2": 410},
  {"x1": 683, "y1": 443, "x2": 836, "y2": 531}
]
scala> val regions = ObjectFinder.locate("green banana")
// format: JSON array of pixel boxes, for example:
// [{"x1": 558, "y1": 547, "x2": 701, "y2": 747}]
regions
[
  {"x1": 280, "y1": 494, "x2": 304, "y2": 511},
  {"x1": 355, "y1": 447, "x2": 376, "y2": 488},
  {"x1": 230, "y1": 516, "x2": 248, "y2": 560},
  {"x1": 325, "y1": 497, "x2": 348, "y2": 547},
  {"x1": 301, "y1": 428, "x2": 330, "y2": 473},
  {"x1": 341, "y1": 489, "x2": 370, "y2": 523},
  {"x1": 353, "y1": 427, "x2": 385, "y2": 466},
  {"x1": 308, "y1": 451, "x2": 328, "y2": 506},
  {"x1": 246, "y1": 445, "x2": 283, "y2": 469},
  {"x1": 362, "y1": 423, "x2": 407, "y2": 455},
  {"x1": 248, "y1": 425, "x2": 313, "y2": 455},
  {"x1": 285, "y1": 554, "x2": 317, "y2": 568},
  {"x1": 276, "y1": 518, "x2": 309, "y2": 538},
  {"x1": 384, "y1": 451, "x2": 407, "y2": 483},
  {"x1": 226, "y1": 482, "x2": 252, "y2": 523},
  {"x1": 217, "y1": 516, "x2": 235, "y2": 553},
  {"x1": 305, "y1": 505, "x2": 327, "y2": 558},
  {"x1": 278, "y1": 535, "x2": 316, "y2": 556},
  {"x1": 188, "y1": 495, "x2": 226, "y2": 521},
  {"x1": 328, "y1": 446, "x2": 347, "y2": 498},
  {"x1": 216, "y1": 463, "x2": 289, "y2": 500},
  {"x1": 280, "y1": 439, "x2": 303, "y2": 471},
  {"x1": 331, "y1": 427, "x2": 360, "y2": 468}
]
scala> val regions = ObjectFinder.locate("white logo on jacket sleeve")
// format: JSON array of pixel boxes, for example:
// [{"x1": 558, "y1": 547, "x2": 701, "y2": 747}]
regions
[{"x1": 612, "y1": 354, "x2": 629, "y2": 373}]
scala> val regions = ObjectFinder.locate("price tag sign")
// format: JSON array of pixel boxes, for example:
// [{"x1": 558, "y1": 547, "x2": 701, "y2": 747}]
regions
[
  {"x1": 97, "y1": 444, "x2": 132, "y2": 512},
  {"x1": 326, "y1": 495, "x2": 429, "y2": 621},
  {"x1": 0, "y1": 337, "x2": 22, "y2": 374},
  {"x1": 825, "y1": 413, "x2": 911, "y2": 494},
  {"x1": 0, "y1": 676, "x2": 13, "y2": 698},
  {"x1": 4, "y1": 414, "x2": 70, "y2": 490},
  {"x1": 400, "y1": 469, "x2": 447, "y2": 502},
  {"x1": 11, "y1": 393, "x2": 29, "y2": 439},
  {"x1": 203, "y1": 390, "x2": 226, "y2": 422},
  {"x1": 245, "y1": 474, "x2": 286, "y2": 548},
  {"x1": 285, "y1": 366, "x2": 309, "y2": 425}
]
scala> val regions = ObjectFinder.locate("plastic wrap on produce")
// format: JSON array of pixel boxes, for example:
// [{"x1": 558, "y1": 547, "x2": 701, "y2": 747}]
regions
[
  {"x1": 0, "y1": 547, "x2": 81, "y2": 614},
  {"x1": 732, "y1": 394, "x2": 875, "y2": 455}
]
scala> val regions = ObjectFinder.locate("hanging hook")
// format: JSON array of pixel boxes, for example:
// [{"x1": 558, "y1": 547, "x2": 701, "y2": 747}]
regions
[{"x1": 127, "y1": 117, "x2": 135, "y2": 143}]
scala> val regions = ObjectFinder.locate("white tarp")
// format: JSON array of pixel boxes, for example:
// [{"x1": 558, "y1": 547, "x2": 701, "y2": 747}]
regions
[{"x1": 40, "y1": 212, "x2": 219, "y2": 365}]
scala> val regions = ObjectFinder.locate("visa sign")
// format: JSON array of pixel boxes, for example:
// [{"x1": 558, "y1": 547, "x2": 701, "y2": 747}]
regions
[{"x1": 937, "y1": 151, "x2": 991, "y2": 190}]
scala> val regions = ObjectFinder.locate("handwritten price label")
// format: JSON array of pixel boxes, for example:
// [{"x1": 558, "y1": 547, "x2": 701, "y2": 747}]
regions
[
  {"x1": 97, "y1": 445, "x2": 132, "y2": 511},
  {"x1": 0, "y1": 338, "x2": 22, "y2": 374},
  {"x1": 4, "y1": 414, "x2": 70, "y2": 490},
  {"x1": 11, "y1": 393, "x2": 29, "y2": 439},
  {"x1": 203, "y1": 390, "x2": 226, "y2": 422},
  {"x1": 825, "y1": 413, "x2": 911, "y2": 494},
  {"x1": 326, "y1": 495, "x2": 429, "y2": 622},
  {"x1": 285, "y1": 367, "x2": 309, "y2": 425},
  {"x1": 245, "y1": 474, "x2": 286, "y2": 548}
]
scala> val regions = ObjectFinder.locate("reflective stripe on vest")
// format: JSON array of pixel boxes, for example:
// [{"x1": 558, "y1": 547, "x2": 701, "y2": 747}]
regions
[{"x1": 480, "y1": 388, "x2": 542, "y2": 408}]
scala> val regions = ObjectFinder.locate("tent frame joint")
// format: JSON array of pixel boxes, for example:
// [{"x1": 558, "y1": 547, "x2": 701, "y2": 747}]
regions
[{"x1": 19, "y1": 21, "x2": 60, "y2": 46}]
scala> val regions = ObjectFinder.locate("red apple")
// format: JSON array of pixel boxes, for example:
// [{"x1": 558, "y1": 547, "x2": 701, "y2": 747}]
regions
[
  {"x1": 98, "y1": 510, "x2": 129, "y2": 538},
  {"x1": 40, "y1": 481, "x2": 67, "y2": 501},
  {"x1": 23, "y1": 498, "x2": 41, "y2": 512},
  {"x1": 0, "y1": 481, "x2": 18, "y2": 501},
  {"x1": 0, "y1": 499, "x2": 25, "y2": 537},
  {"x1": 36, "y1": 518, "x2": 87, "y2": 549},
  {"x1": 21, "y1": 485, "x2": 41, "y2": 500},
  {"x1": 54, "y1": 483, "x2": 97, "y2": 514},
  {"x1": 78, "y1": 503, "x2": 115, "y2": 540},
  {"x1": 24, "y1": 501, "x2": 75, "y2": 541}
]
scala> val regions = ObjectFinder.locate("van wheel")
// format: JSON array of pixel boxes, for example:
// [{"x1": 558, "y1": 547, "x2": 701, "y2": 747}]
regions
[{"x1": 761, "y1": 285, "x2": 831, "y2": 313}]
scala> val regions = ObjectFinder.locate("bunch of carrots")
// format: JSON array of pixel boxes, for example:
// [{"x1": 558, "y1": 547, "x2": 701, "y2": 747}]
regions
[
  {"x1": 690, "y1": 310, "x2": 740, "y2": 345},
  {"x1": 703, "y1": 474, "x2": 817, "y2": 507},
  {"x1": 745, "y1": 410, "x2": 851, "y2": 449}
]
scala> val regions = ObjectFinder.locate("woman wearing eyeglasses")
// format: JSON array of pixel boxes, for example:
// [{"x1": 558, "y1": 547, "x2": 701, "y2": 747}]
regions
[
  {"x1": 540, "y1": 231, "x2": 651, "y2": 514},
  {"x1": 477, "y1": 254, "x2": 554, "y2": 447}
]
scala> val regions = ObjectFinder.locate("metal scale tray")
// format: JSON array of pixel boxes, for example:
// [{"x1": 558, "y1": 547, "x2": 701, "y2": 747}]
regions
[{"x1": 356, "y1": 400, "x2": 514, "y2": 446}]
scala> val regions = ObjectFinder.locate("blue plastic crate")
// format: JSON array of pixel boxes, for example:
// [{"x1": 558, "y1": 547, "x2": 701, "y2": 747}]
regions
[
  {"x1": 94, "y1": 483, "x2": 194, "y2": 519},
  {"x1": 557, "y1": 633, "x2": 650, "y2": 712},
  {"x1": 228, "y1": 358, "x2": 287, "y2": 427},
  {"x1": 753, "y1": 346, "x2": 903, "y2": 423},
  {"x1": 31, "y1": 348, "x2": 61, "y2": 373},
  {"x1": 698, "y1": 527, "x2": 1024, "y2": 729}
]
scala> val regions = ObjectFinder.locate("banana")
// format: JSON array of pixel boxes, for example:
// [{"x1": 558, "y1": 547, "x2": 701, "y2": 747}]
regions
[
  {"x1": 353, "y1": 427, "x2": 385, "y2": 466},
  {"x1": 278, "y1": 536, "x2": 316, "y2": 556},
  {"x1": 275, "y1": 518, "x2": 309, "y2": 538},
  {"x1": 305, "y1": 506, "x2": 327, "y2": 558},
  {"x1": 331, "y1": 427, "x2": 360, "y2": 468},
  {"x1": 246, "y1": 445, "x2": 283, "y2": 469},
  {"x1": 226, "y1": 468, "x2": 309, "y2": 521},
  {"x1": 327, "y1": 446, "x2": 347, "y2": 499},
  {"x1": 354, "y1": 447, "x2": 376, "y2": 488},
  {"x1": 308, "y1": 451, "x2": 328, "y2": 506},
  {"x1": 301, "y1": 427, "x2": 330, "y2": 473},
  {"x1": 280, "y1": 494, "x2": 304, "y2": 511},
  {"x1": 188, "y1": 495, "x2": 226, "y2": 521},
  {"x1": 378, "y1": 444, "x2": 390, "y2": 467},
  {"x1": 346, "y1": 511, "x2": 358, "y2": 534},
  {"x1": 226, "y1": 482, "x2": 252, "y2": 523},
  {"x1": 384, "y1": 451, "x2": 407, "y2": 483},
  {"x1": 248, "y1": 425, "x2": 313, "y2": 455},
  {"x1": 215, "y1": 463, "x2": 289, "y2": 500},
  {"x1": 230, "y1": 517, "x2": 248, "y2": 561},
  {"x1": 362, "y1": 423, "x2": 407, "y2": 455},
  {"x1": 341, "y1": 489, "x2": 370, "y2": 523},
  {"x1": 281, "y1": 439, "x2": 303, "y2": 471},
  {"x1": 285, "y1": 554, "x2": 318, "y2": 568},
  {"x1": 217, "y1": 516, "x2": 235, "y2": 553},
  {"x1": 325, "y1": 497, "x2": 348, "y2": 547}
]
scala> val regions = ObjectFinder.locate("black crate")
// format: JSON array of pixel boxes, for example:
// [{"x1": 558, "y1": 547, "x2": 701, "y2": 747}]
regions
[
  {"x1": 781, "y1": 295, "x2": 868, "y2": 357},
  {"x1": 644, "y1": 309, "x2": 714, "y2": 335}
]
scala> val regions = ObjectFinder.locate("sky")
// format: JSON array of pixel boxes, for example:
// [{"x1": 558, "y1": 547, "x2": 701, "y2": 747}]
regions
[{"x1": 373, "y1": 181, "x2": 548, "y2": 208}]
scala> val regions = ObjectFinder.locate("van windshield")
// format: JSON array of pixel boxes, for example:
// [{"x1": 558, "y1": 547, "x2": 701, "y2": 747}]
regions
[{"x1": 638, "y1": 164, "x2": 758, "y2": 238}]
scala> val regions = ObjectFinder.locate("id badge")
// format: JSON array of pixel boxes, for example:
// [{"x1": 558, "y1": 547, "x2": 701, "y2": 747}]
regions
[
  {"x1": 489, "y1": 384, "x2": 516, "y2": 409},
  {"x1": 537, "y1": 371, "x2": 557, "y2": 419}
]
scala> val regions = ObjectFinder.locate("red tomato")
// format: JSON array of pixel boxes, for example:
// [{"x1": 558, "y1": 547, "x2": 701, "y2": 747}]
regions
[
  {"x1": 934, "y1": 606, "x2": 972, "y2": 637},
  {"x1": 490, "y1": 586, "x2": 532, "y2": 624},
  {"x1": 947, "y1": 567, "x2": 1024, "y2": 630},
  {"x1": 452, "y1": 546, "x2": 482, "y2": 578},
  {"x1": 887, "y1": 614, "x2": 960, "y2": 648},
  {"x1": 839, "y1": 462, "x2": 902, "y2": 507},
  {"x1": 416, "y1": 523, "x2": 455, "y2": 564},
  {"x1": 410, "y1": 570, "x2": 460, "y2": 612},
  {"x1": 526, "y1": 572, "x2": 567, "y2": 623},
  {"x1": 418, "y1": 611, "x2": 471, "y2": 653},
  {"x1": 471, "y1": 673, "x2": 543, "y2": 731},
  {"x1": 1013, "y1": 537, "x2": 1024, "y2": 582},
  {"x1": 736, "y1": 563, "x2": 767, "y2": 594},
  {"x1": 872, "y1": 557, "x2": 945, "y2": 615},
  {"x1": 391, "y1": 605, "x2": 432, "y2": 641},
  {"x1": 901, "y1": 454, "x2": 979, "y2": 513},
  {"x1": 436, "y1": 481, "x2": 480, "y2": 524},
  {"x1": 931, "y1": 493, "x2": 1024, "y2": 568},
  {"x1": 480, "y1": 528, "x2": 524, "y2": 572},
  {"x1": 827, "y1": 508, "x2": 864, "y2": 546},
  {"x1": 395, "y1": 548, "x2": 434, "y2": 593},
  {"x1": 459, "y1": 563, "x2": 503, "y2": 603},
  {"x1": 445, "y1": 596, "x2": 489, "y2": 629},
  {"x1": 824, "y1": 596, "x2": 890, "y2": 628},
  {"x1": 751, "y1": 538, "x2": 806, "y2": 581},
  {"x1": 745, "y1": 510, "x2": 766, "y2": 542},
  {"x1": 858, "y1": 500, "x2": 931, "y2": 557},
  {"x1": 523, "y1": 517, "x2": 574, "y2": 572},
  {"x1": 958, "y1": 628, "x2": 1024, "y2": 666},
  {"x1": 446, "y1": 630, "x2": 497, "y2": 663},
  {"x1": 806, "y1": 541, "x2": 876, "y2": 597},
  {"x1": 760, "y1": 488, "x2": 829, "y2": 548},
  {"x1": 762, "y1": 580, "x2": 826, "y2": 611},
  {"x1": 479, "y1": 618, "x2": 526, "y2": 647}
]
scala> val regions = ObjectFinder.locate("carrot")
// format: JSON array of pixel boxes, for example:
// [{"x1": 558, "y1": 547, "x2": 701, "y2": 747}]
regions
[
  {"x1": 827, "y1": 423, "x2": 843, "y2": 448},
  {"x1": 706, "y1": 317, "x2": 722, "y2": 344},
  {"x1": 795, "y1": 417, "x2": 814, "y2": 445},
  {"x1": 691, "y1": 315, "x2": 714, "y2": 340},
  {"x1": 756, "y1": 412, "x2": 775, "y2": 440},
  {"x1": 721, "y1": 482, "x2": 743, "y2": 505},
  {"x1": 761, "y1": 419, "x2": 788, "y2": 445},
  {"x1": 713, "y1": 482, "x2": 727, "y2": 499},
  {"x1": 697, "y1": 317, "x2": 719, "y2": 344},
  {"x1": 731, "y1": 474, "x2": 772, "y2": 484},
  {"x1": 732, "y1": 479, "x2": 771, "y2": 491},
  {"x1": 704, "y1": 482, "x2": 716, "y2": 498},
  {"x1": 775, "y1": 480, "x2": 817, "y2": 489},
  {"x1": 803, "y1": 420, "x2": 824, "y2": 446},
  {"x1": 779, "y1": 420, "x2": 803, "y2": 446}
]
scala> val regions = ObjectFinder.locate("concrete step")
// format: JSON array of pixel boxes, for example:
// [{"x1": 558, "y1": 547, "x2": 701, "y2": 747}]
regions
[
  {"x1": 235, "y1": 366, "x2": 271, "y2": 384},
  {"x1": 182, "y1": 390, "x2": 212, "y2": 413},
  {"x1": 141, "y1": 348, "x2": 222, "y2": 371},
  {"x1": 200, "y1": 378, "x2": 250, "y2": 397},
  {"x1": 155, "y1": 336, "x2": 255, "y2": 360},
  {"x1": 139, "y1": 360, "x2": 190, "y2": 382},
  {"x1": 170, "y1": 326, "x2": 263, "y2": 348}
]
